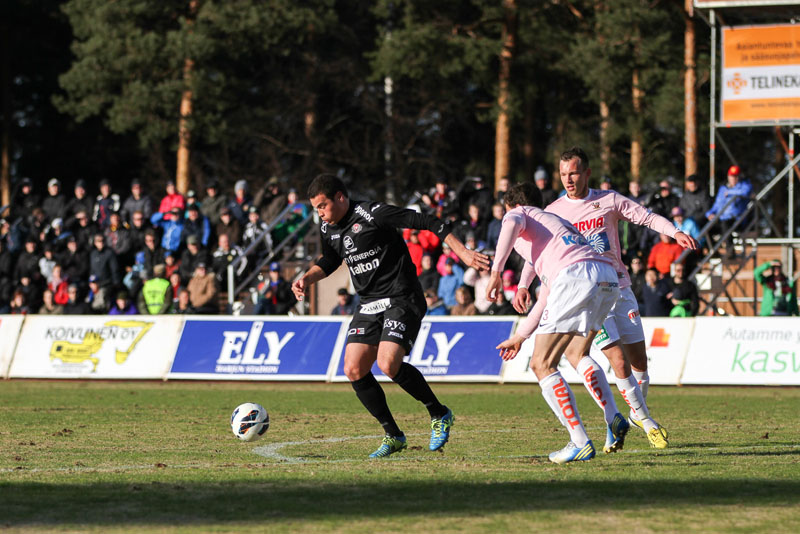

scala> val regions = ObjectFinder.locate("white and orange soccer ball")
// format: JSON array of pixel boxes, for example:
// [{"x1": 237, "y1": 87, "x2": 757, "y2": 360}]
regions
[{"x1": 230, "y1": 402, "x2": 270, "y2": 442}]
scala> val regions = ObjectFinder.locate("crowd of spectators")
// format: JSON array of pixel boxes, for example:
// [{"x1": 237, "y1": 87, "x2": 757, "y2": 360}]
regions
[
  {"x1": 1, "y1": 163, "x2": 767, "y2": 318},
  {"x1": 405, "y1": 164, "x2": 757, "y2": 318},
  {"x1": 0, "y1": 176, "x2": 305, "y2": 315}
]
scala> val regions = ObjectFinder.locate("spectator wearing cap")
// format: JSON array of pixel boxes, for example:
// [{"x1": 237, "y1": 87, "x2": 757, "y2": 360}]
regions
[
  {"x1": 179, "y1": 235, "x2": 210, "y2": 281},
  {"x1": 38, "y1": 288, "x2": 64, "y2": 315},
  {"x1": 187, "y1": 262, "x2": 218, "y2": 314},
  {"x1": 437, "y1": 257, "x2": 464, "y2": 309},
  {"x1": 109, "y1": 289, "x2": 139, "y2": 315},
  {"x1": 330, "y1": 287, "x2": 358, "y2": 315},
  {"x1": 501, "y1": 269, "x2": 518, "y2": 301},
  {"x1": 201, "y1": 180, "x2": 228, "y2": 227},
  {"x1": 121, "y1": 178, "x2": 155, "y2": 224},
  {"x1": 150, "y1": 206, "x2": 185, "y2": 253},
  {"x1": 181, "y1": 203, "x2": 211, "y2": 248},
  {"x1": 599, "y1": 175, "x2": 613, "y2": 191},
  {"x1": 10, "y1": 177, "x2": 39, "y2": 224},
  {"x1": 242, "y1": 206, "x2": 272, "y2": 261},
  {"x1": 69, "y1": 209, "x2": 97, "y2": 252},
  {"x1": 64, "y1": 179, "x2": 94, "y2": 225},
  {"x1": 63, "y1": 283, "x2": 90, "y2": 315},
  {"x1": 138, "y1": 264, "x2": 172, "y2": 314},
  {"x1": 754, "y1": 259, "x2": 798, "y2": 316},
  {"x1": 93, "y1": 179, "x2": 121, "y2": 229},
  {"x1": 43, "y1": 217, "x2": 71, "y2": 252},
  {"x1": 215, "y1": 206, "x2": 242, "y2": 246},
  {"x1": 679, "y1": 174, "x2": 711, "y2": 227},
  {"x1": 185, "y1": 189, "x2": 200, "y2": 212},
  {"x1": 58, "y1": 236, "x2": 89, "y2": 284},
  {"x1": 647, "y1": 178, "x2": 680, "y2": 219},
  {"x1": 535, "y1": 167, "x2": 558, "y2": 206},
  {"x1": 42, "y1": 178, "x2": 67, "y2": 224},
  {"x1": 86, "y1": 274, "x2": 111, "y2": 314},
  {"x1": 706, "y1": 165, "x2": 753, "y2": 258},
  {"x1": 228, "y1": 179, "x2": 253, "y2": 224},
  {"x1": 158, "y1": 180, "x2": 186, "y2": 216},
  {"x1": 89, "y1": 232, "x2": 120, "y2": 290},
  {"x1": 253, "y1": 176, "x2": 286, "y2": 224},
  {"x1": 14, "y1": 237, "x2": 42, "y2": 284},
  {"x1": 104, "y1": 212, "x2": 134, "y2": 265},
  {"x1": 211, "y1": 233, "x2": 247, "y2": 288},
  {"x1": 254, "y1": 262, "x2": 294, "y2": 315}
]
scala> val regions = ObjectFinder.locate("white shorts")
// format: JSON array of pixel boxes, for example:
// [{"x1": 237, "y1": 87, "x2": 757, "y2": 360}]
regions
[
  {"x1": 536, "y1": 261, "x2": 620, "y2": 336},
  {"x1": 593, "y1": 286, "x2": 645, "y2": 349}
]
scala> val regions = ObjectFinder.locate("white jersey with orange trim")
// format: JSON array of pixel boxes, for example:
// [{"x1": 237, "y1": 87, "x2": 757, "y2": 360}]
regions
[{"x1": 546, "y1": 189, "x2": 678, "y2": 289}]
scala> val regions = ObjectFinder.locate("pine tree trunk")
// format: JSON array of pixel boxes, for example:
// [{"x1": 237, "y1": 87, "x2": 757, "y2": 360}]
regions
[
  {"x1": 175, "y1": 0, "x2": 198, "y2": 195},
  {"x1": 631, "y1": 68, "x2": 643, "y2": 182},
  {"x1": 599, "y1": 98, "x2": 611, "y2": 178},
  {"x1": 684, "y1": 0, "x2": 697, "y2": 178},
  {"x1": 494, "y1": 0, "x2": 517, "y2": 193}
]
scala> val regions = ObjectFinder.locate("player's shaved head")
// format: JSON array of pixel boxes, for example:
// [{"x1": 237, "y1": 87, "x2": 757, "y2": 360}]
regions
[
  {"x1": 308, "y1": 174, "x2": 348, "y2": 200},
  {"x1": 561, "y1": 146, "x2": 590, "y2": 171},
  {"x1": 504, "y1": 183, "x2": 542, "y2": 209}
]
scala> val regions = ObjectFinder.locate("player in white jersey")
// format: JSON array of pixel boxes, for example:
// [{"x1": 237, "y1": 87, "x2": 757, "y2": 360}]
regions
[
  {"x1": 488, "y1": 183, "x2": 620, "y2": 464},
  {"x1": 531, "y1": 147, "x2": 698, "y2": 449}
]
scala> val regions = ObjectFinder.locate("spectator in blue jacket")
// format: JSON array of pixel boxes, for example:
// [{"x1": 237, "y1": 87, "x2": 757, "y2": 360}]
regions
[
  {"x1": 150, "y1": 206, "x2": 185, "y2": 253},
  {"x1": 706, "y1": 165, "x2": 753, "y2": 258},
  {"x1": 437, "y1": 257, "x2": 464, "y2": 309}
]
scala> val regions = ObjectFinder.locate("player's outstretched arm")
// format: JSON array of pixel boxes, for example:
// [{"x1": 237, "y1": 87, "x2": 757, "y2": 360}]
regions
[
  {"x1": 496, "y1": 333, "x2": 526, "y2": 361},
  {"x1": 291, "y1": 265, "x2": 328, "y2": 301},
  {"x1": 674, "y1": 231, "x2": 699, "y2": 250},
  {"x1": 443, "y1": 233, "x2": 490, "y2": 271}
]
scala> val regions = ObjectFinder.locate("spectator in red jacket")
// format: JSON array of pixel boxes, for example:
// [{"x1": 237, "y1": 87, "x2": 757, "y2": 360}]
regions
[
  {"x1": 647, "y1": 233, "x2": 683, "y2": 277},
  {"x1": 158, "y1": 180, "x2": 186, "y2": 216}
]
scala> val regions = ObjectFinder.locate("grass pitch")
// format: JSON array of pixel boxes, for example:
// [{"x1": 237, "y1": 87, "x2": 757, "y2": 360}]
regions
[{"x1": 1, "y1": 381, "x2": 799, "y2": 533}]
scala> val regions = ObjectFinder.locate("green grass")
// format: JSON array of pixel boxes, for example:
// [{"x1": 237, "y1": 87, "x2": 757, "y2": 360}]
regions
[{"x1": 1, "y1": 381, "x2": 799, "y2": 533}]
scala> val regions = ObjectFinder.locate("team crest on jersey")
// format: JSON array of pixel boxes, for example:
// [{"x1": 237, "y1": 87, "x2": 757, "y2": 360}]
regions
[
  {"x1": 352, "y1": 223, "x2": 362, "y2": 233},
  {"x1": 587, "y1": 232, "x2": 611, "y2": 253},
  {"x1": 344, "y1": 236, "x2": 355, "y2": 250},
  {"x1": 591, "y1": 202, "x2": 601, "y2": 210},
  {"x1": 321, "y1": 221, "x2": 328, "y2": 234}
]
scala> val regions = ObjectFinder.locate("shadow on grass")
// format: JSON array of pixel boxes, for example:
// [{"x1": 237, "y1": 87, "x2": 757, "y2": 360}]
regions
[{"x1": 3, "y1": 478, "x2": 800, "y2": 527}]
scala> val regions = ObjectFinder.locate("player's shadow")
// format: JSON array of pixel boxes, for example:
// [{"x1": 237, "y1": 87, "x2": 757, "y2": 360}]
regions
[{"x1": 4, "y1": 478, "x2": 800, "y2": 527}]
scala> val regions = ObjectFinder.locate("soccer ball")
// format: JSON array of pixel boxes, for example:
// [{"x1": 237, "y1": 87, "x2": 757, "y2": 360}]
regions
[{"x1": 230, "y1": 402, "x2": 270, "y2": 442}]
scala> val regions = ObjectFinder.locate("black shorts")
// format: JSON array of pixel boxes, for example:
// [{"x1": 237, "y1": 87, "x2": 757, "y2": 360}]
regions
[{"x1": 346, "y1": 295, "x2": 424, "y2": 353}]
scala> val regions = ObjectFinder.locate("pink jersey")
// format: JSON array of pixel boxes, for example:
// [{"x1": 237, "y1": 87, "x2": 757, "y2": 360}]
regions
[
  {"x1": 546, "y1": 189, "x2": 678, "y2": 289},
  {"x1": 492, "y1": 206, "x2": 614, "y2": 339}
]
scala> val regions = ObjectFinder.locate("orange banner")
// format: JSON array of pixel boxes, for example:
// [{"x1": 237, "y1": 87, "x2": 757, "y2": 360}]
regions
[{"x1": 724, "y1": 25, "x2": 800, "y2": 68}]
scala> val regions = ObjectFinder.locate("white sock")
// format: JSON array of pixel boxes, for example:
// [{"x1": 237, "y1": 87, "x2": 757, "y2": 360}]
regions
[
  {"x1": 540, "y1": 371, "x2": 590, "y2": 446},
  {"x1": 615, "y1": 374, "x2": 656, "y2": 432},
  {"x1": 577, "y1": 356, "x2": 618, "y2": 425},
  {"x1": 632, "y1": 369, "x2": 649, "y2": 399}
]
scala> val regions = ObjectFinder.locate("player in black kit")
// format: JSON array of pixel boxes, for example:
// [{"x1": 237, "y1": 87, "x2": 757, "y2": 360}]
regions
[{"x1": 292, "y1": 174, "x2": 490, "y2": 457}]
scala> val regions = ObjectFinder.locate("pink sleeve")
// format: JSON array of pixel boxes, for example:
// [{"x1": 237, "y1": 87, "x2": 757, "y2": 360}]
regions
[
  {"x1": 615, "y1": 194, "x2": 678, "y2": 237},
  {"x1": 516, "y1": 284, "x2": 549, "y2": 339},
  {"x1": 492, "y1": 212, "x2": 524, "y2": 273},
  {"x1": 519, "y1": 261, "x2": 536, "y2": 289}
]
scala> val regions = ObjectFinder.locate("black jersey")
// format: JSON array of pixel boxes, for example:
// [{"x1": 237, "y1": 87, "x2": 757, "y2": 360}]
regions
[{"x1": 316, "y1": 200, "x2": 452, "y2": 301}]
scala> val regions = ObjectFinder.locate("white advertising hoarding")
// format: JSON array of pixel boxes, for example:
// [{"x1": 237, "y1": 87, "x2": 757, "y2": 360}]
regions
[
  {"x1": 501, "y1": 318, "x2": 693, "y2": 385},
  {"x1": 682, "y1": 317, "x2": 800, "y2": 385},
  {"x1": 9, "y1": 315, "x2": 183, "y2": 379},
  {"x1": 0, "y1": 315, "x2": 25, "y2": 379}
]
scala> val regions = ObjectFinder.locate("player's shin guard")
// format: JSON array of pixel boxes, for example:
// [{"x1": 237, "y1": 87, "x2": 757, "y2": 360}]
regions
[
  {"x1": 351, "y1": 373, "x2": 402, "y2": 437},
  {"x1": 577, "y1": 356, "x2": 618, "y2": 425},
  {"x1": 632, "y1": 369, "x2": 649, "y2": 399},
  {"x1": 540, "y1": 372, "x2": 590, "y2": 447},
  {"x1": 615, "y1": 374, "x2": 655, "y2": 431},
  {"x1": 392, "y1": 362, "x2": 447, "y2": 419}
]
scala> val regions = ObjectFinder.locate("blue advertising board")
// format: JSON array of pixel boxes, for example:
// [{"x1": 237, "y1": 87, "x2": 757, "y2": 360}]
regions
[
  {"x1": 332, "y1": 317, "x2": 516, "y2": 382},
  {"x1": 169, "y1": 317, "x2": 348, "y2": 380}
]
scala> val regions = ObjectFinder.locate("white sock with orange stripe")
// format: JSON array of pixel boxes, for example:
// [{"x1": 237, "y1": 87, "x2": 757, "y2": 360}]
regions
[
  {"x1": 615, "y1": 374, "x2": 657, "y2": 432},
  {"x1": 632, "y1": 369, "x2": 649, "y2": 399},
  {"x1": 540, "y1": 371, "x2": 590, "y2": 447},
  {"x1": 577, "y1": 356, "x2": 618, "y2": 425}
]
